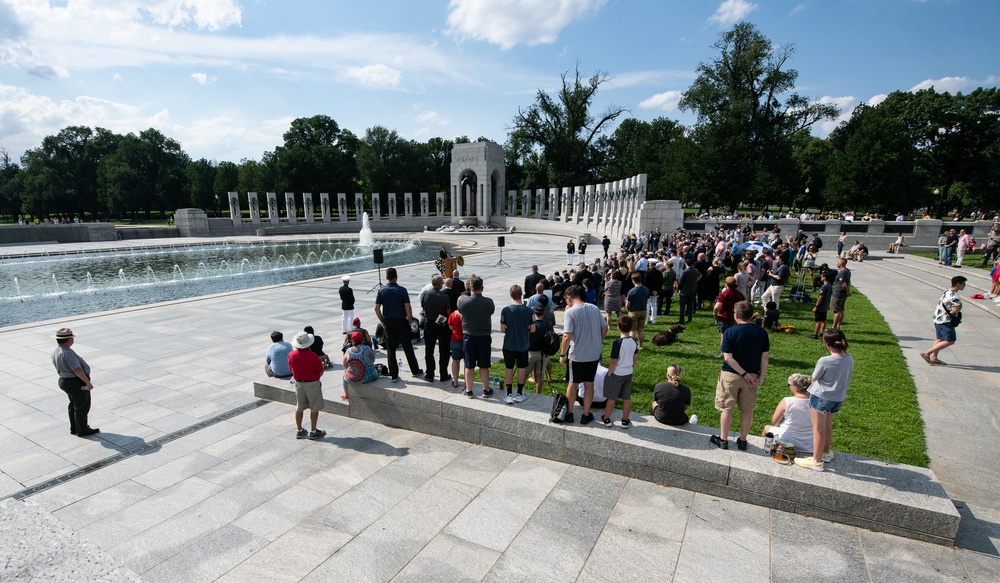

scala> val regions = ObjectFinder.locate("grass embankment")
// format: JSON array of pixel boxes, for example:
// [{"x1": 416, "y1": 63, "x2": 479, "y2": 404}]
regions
[
  {"x1": 490, "y1": 288, "x2": 929, "y2": 467},
  {"x1": 910, "y1": 251, "x2": 994, "y2": 272}
]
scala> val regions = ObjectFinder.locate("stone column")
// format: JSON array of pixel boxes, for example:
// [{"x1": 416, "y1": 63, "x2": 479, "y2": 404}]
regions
[
  {"x1": 320, "y1": 193, "x2": 331, "y2": 223},
  {"x1": 548, "y1": 188, "x2": 558, "y2": 221},
  {"x1": 267, "y1": 192, "x2": 279, "y2": 225},
  {"x1": 437, "y1": 192, "x2": 445, "y2": 219},
  {"x1": 371, "y1": 193, "x2": 381, "y2": 221},
  {"x1": 521, "y1": 190, "x2": 530, "y2": 217},
  {"x1": 385, "y1": 194, "x2": 395, "y2": 220},
  {"x1": 228, "y1": 192, "x2": 240, "y2": 226},
  {"x1": 419, "y1": 192, "x2": 429, "y2": 218},
  {"x1": 303, "y1": 193, "x2": 314, "y2": 224},
  {"x1": 506, "y1": 190, "x2": 515, "y2": 217},
  {"x1": 337, "y1": 194, "x2": 348, "y2": 223},
  {"x1": 404, "y1": 193, "x2": 413, "y2": 218},
  {"x1": 478, "y1": 181, "x2": 489, "y2": 224},
  {"x1": 535, "y1": 189, "x2": 546, "y2": 220},
  {"x1": 285, "y1": 192, "x2": 297, "y2": 224},
  {"x1": 583, "y1": 185, "x2": 593, "y2": 226},
  {"x1": 574, "y1": 186, "x2": 584, "y2": 223},
  {"x1": 354, "y1": 193, "x2": 364, "y2": 221},
  {"x1": 560, "y1": 187, "x2": 570, "y2": 222},
  {"x1": 248, "y1": 192, "x2": 260, "y2": 225}
]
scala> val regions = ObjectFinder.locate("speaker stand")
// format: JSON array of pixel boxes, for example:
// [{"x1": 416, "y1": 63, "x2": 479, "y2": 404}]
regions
[
  {"x1": 367, "y1": 265, "x2": 384, "y2": 293},
  {"x1": 493, "y1": 248, "x2": 510, "y2": 268}
]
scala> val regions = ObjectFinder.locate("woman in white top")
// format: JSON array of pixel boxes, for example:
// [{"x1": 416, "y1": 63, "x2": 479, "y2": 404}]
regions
[{"x1": 762, "y1": 373, "x2": 813, "y2": 453}]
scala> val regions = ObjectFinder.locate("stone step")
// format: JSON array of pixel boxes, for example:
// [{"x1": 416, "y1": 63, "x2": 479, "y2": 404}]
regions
[{"x1": 254, "y1": 377, "x2": 960, "y2": 545}]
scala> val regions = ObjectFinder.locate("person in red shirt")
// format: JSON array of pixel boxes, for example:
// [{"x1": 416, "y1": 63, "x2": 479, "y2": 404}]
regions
[
  {"x1": 713, "y1": 277, "x2": 745, "y2": 358},
  {"x1": 447, "y1": 310, "x2": 464, "y2": 388},
  {"x1": 288, "y1": 331, "x2": 326, "y2": 440}
]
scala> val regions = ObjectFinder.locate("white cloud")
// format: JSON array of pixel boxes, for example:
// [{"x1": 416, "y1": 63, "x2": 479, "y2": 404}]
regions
[
  {"x1": 445, "y1": 0, "x2": 607, "y2": 49},
  {"x1": 709, "y1": 0, "x2": 757, "y2": 27},
  {"x1": 815, "y1": 95, "x2": 858, "y2": 135},
  {"x1": 910, "y1": 76, "x2": 973, "y2": 93},
  {"x1": 345, "y1": 64, "x2": 402, "y2": 88},
  {"x1": 190, "y1": 72, "x2": 217, "y2": 85},
  {"x1": 639, "y1": 90, "x2": 683, "y2": 112},
  {"x1": 415, "y1": 111, "x2": 440, "y2": 123},
  {"x1": 140, "y1": 0, "x2": 242, "y2": 31},
  {"x1": 867, "y1": 93, "x2": 888, "y2": 106},
  {"x1": 789, "y1": 4, "x2": 806, "y2": 17}
]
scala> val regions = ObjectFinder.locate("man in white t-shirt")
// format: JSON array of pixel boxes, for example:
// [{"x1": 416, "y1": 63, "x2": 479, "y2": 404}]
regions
[{"x1": 559, "y1": 285, "x2": 609, "y2": 425}]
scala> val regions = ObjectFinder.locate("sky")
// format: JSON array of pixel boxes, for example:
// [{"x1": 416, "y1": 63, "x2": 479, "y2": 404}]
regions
[{"x1": 1, "y1": 0, "x2": 997, "y2": 165}]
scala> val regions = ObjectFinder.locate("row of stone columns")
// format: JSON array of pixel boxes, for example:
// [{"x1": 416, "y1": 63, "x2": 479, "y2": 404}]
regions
[
  {"x1": 228, "y1": 192, "x2": 446, "y2": 226},
  {"x1": 503, "y1": 174, "x2": 647, "y2": 237}
]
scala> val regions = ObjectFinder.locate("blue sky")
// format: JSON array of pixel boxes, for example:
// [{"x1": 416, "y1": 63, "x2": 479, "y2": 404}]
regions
[{"x1": 1, "y1": 0, "x2": 997, "y2": 165}]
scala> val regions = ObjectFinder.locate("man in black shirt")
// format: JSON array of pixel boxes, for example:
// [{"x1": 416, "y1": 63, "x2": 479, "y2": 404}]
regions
[
  {"x1": 643, "y1": 264, "x2": 664, "y2": 324},
  {"x1": 422, "y1": 275, "x2": 452, "y2": 383},
  {"x1": 524, "y1": 265, "x2": 545, "y2": 297},
  {"x1": 677, "y1": 258, "x2": 701, "y2": 324},
  {"x1": 572, "y1": 263, "x2": 593, "y2": 289}
]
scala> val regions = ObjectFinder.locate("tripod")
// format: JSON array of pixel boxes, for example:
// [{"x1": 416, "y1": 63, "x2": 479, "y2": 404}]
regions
[
  {"x1": 493, "y1": 247, "x2": 510, "y2": 268},
  {"x1": 367, "y1": 265, "x2": 384, "y2": 293}
]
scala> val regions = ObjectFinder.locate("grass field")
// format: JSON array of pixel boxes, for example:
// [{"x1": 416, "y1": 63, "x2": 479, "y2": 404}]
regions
[{"x1": 490, "y1": 287, "x2": 930, "y2": 467}]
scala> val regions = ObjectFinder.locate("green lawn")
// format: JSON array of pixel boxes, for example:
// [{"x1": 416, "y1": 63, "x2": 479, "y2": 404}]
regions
[
  {"x1": 910, "y1": 250, "x2": 994, "y2": 272},
  {"x1": 490, "y1": 288, "x2": 929, "y2": 467}
]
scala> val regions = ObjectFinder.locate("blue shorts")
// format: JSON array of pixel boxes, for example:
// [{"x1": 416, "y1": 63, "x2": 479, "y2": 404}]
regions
[
  {"x1": 809, "y1": 394, "x2": 842, "y2": 414},
  {"x1": 463, "y1": 335, "x2": 491, "y2": 369},
  {"x1": 450, "y1": 339, "x2": 464, "y2": 360},
  {"x1": 934, "y1": 322, "x2": 956, "y2": 342}
]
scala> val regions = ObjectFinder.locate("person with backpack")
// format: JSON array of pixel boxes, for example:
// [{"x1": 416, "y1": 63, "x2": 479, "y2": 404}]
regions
[{"x1": 527, "y1": 306, "x2": 553, "y2": 393}]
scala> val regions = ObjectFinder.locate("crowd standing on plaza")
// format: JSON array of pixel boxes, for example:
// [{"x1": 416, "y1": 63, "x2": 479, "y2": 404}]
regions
[{"x1": 249, "y1": 220, "x2": 986, "y2": 474}]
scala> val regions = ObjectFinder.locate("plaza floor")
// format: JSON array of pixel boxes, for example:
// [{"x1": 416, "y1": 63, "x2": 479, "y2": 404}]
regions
[{"x1": 1, "y1": 233, "x2": 999, "y2": 582}]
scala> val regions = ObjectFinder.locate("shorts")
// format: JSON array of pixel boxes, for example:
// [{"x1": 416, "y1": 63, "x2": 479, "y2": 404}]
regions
[
  {"x1": 603, "y1": 373, "x2": 633, "y2": 401},
  {"x1": 502, "y1": 349, "x2": 529, "y2": 369},
  {"x1": 830, "y1": 296, "x2": 846, "y2": 313},
  {"x1": 527, "y1": 350, "x2": 547, "y2": 377},
  {"x1": 463, "y1": 335, "x2": 491, "y2": 369},
  {"x1": 809, "y1": 394, "x2": 842, "y2": 414},
  {"x1": 934, "y1": 322, "x2": 956, "y2": 342},
  {"x1": 714, "y1": 370, "x2": 757, "y2": 413},
  {"x1": 814, "y1": 310, "x2": 828, "y2": 323},
  {"x1": 450, "y1": 339, "x2": 464, "y2": 360},
  {"x1": 715, "y1": 318, "x2": 735, "y2": 334},
  {"x1": 628, "y1": 311, "x2": 647, "y2": 333},
  {"x1": 294, "y1": 380, "x2": 324, "y2": 412},
  {"x1": 569, "y1": 359, "x2": 599, "y2": 384}
]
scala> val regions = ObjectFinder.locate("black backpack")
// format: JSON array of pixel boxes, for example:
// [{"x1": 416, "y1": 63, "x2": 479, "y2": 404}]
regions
[
  {"x1": 542, "y1": 330, "x2": 562, "y2": 357},
  {"x1": 549, "y1": 391, "x2": 569, "y2": 423}
]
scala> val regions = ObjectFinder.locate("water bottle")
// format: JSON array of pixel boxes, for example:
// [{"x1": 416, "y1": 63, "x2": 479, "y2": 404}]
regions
[{"x1": 397, "y1": 359, "x2": 403, "y2": 369}]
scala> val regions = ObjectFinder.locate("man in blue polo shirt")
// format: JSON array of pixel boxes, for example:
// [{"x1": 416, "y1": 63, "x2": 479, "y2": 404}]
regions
[{"x1": 374, "y1": 267, "x2": 423, "y2": 382}]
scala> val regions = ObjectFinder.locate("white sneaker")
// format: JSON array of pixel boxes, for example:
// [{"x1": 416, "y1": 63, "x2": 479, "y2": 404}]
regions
[
  {"x1": 513, "y1": 393, "x2": 527, "y2": 403},
  {"x1": 689, "y1": 414, "x2": 699, "y2": 425},
  {"x1": 504, "y1": 393, "x2": 514, "y2": 404}
]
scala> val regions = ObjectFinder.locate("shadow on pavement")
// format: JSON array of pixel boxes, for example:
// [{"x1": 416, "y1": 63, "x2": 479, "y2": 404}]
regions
[
  {"x1": 323, "y1": 435, "x2": 409, "y2": 457},
  {"x1": 954, "y1": 500, "x2": 1000, "y2": 556}
]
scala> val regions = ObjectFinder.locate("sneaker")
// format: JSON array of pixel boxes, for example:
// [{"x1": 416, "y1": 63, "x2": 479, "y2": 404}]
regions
[
  {"x1": 620, "y1": 418, "x2": 631, "y2": 429},
  {"x1": 424, "y1": 373, "x2": 435, "y2": 382},
  {"x1": 565, "y1": 411, "x2": 575, "y2": 424},
  {"x1": 794, "y1": 456, "x2": 825, "y2": 472},
  {"x1": 808, "y1": 334, "x2": 818, "y2": 340},
  {"x1": 307, "y1": 429, "x2": 327, "y2": 440},
  {"x1": 688, "y1": 414, "x2": 699, "y2": 425},
  {"x1": 483, "y1": 388, "x2": 494, "y2": 398},
  {"x1": 295, "y1": 428, "x2": 308, "y2": 439},
  {"x1": 462, "y1": 389, "x2": 474, "y2": 397},
  {"x1": 822, "y1": 451, "x2": 835, "y2": 463},
  {"x1": 602, "y1": 416, "x2": 612, "y2": 427},
  {"x1": 504, "y1": 393, "x2": 514, "y2": 404},
  {"x1": 513, "y1": 393, "x2": 527, "y2": 403},
  {"x1": 736, "y1": 438, "x2": 748, "y2": 451},
  {"x1": 580, "y1": 412, "x2": 595, "y2": 425},
  {"x1": 390, "y1": 376, "x2": 400, "y2": 383},
  {"x1": 710, "y1": 435, "x2": 729, "y2": 450}
]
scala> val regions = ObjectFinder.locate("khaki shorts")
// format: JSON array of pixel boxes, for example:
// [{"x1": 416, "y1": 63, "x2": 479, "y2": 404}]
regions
[
  {"x1": 831, "y1": 295, "x2": 846, "y2": 313},
  {"x1": 628, "y1": 311, "x2": 647, "y2": 333},
  {"x1": 714, "y1": 371, "x2": 757, "y2": 413},
  {"x1": 295, "y1": 380, "x2": 324, "y2": 412},
  {"x1": 527, "y1": 350, "x2": 547, "y2": 378}
]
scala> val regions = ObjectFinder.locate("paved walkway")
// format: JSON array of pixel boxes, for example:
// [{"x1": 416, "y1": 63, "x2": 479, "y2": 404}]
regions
[{"x1": 1, "y1": 234, "x2": 999, "y2": 582}]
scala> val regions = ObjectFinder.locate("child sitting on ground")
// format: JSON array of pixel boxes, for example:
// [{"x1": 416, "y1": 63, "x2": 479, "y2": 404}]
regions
[
  {"x1": 602, "y1": 315, "x2": 638, "y2": 429},
  {"x1": 762, "y1": 301, "x2": 780, "y2": 330}
]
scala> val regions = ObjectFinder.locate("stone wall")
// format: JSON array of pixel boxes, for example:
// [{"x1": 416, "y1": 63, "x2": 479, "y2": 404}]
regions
[{"x1": 0, "y1": 223, "x2": 116, "y2": 245}]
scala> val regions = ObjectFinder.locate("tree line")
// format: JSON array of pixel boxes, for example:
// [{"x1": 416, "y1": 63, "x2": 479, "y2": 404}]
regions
[{"x1": 2, "y1": 23, "x2": 997, "y2": 223}]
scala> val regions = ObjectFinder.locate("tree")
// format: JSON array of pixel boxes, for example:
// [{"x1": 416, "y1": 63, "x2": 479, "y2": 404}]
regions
[
  {"x1": 269, "y1": 115, "x2": 359, "y2": 196},
  {"x1": 356, "y1": 125, "x2": 404, "y2": 210},
  {"x1": 0, "y1": 149, "x2": 23, "y2": 221},
  {"x1": 680, "y1": 23, "x2": 838, "y2": 210},
  {"x1": 186, "y1": 158, "x2": 216, "y2": 210},
  {"x1": 509, "y1": 65, "x2": 628, "y2": 187}
]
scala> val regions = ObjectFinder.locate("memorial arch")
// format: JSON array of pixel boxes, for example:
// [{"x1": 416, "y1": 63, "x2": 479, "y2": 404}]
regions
[{"x1": 450, "y1": 141, "x2": 505, "y2": 225}]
